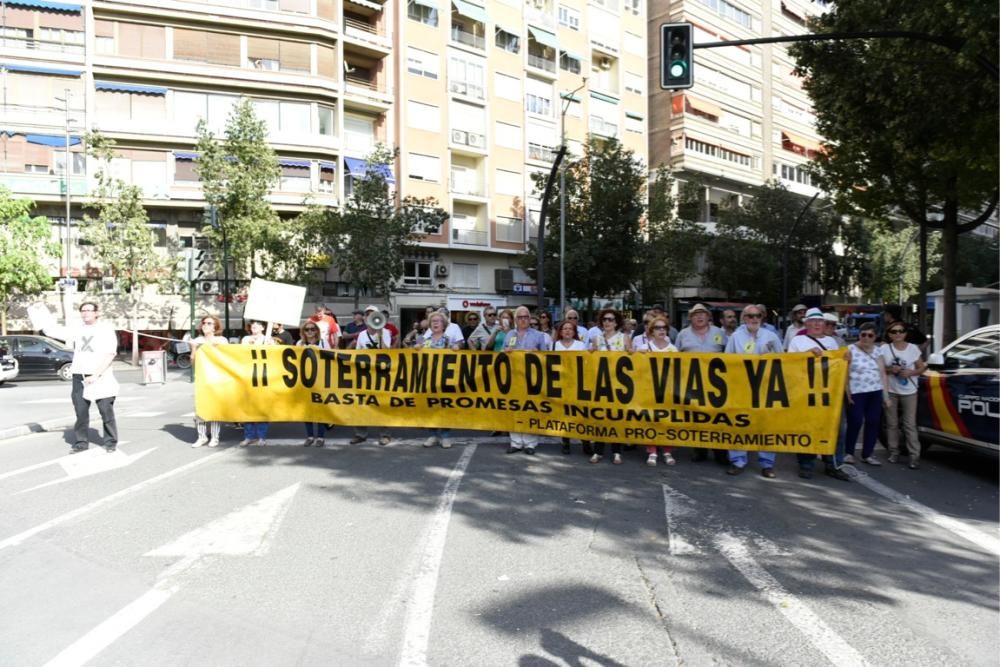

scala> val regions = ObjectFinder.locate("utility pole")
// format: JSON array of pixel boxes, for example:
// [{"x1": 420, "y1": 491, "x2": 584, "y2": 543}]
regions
[{"x1": 559, "y1": 79, "x2": 587, "y2": 319}]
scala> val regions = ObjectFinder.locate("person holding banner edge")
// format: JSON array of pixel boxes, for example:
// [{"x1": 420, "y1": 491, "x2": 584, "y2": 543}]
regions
[
  {"x1": 504, "y1": 306, "x2": 550, "y2": 455},
  {"x1": 190, "y1": 316, "x2": 228, "y2": 448},
  {"x1": 240, "y1": 320, "x2": 272, "y2": 447},
  {"x1": 724, "y1": 304, "x2": 783, "y2": 477}
]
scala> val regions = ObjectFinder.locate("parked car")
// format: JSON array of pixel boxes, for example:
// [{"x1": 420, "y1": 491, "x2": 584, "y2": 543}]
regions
[
  {"x1": 0, "y1": 339, "x2": 18, "y2": 385},
  {"x1": 917, "y1": 325, "x2": 999, "y2": 456},
  {"x1": 0, "y1": 335, "x2": 74, "y2": 381}
]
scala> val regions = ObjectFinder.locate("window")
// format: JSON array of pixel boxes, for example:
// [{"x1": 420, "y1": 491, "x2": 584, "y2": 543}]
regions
[
  {"x1": 558, "y1": 5, "x2": 580, "y2": 29},
  {"x1": 526, "y1": 121, "x2": 558, "y2": 162},
  {"x1": 684, "y1": 137, "x2": 754, "y2": 167},
  {"x1": 174, "y1": 156, "x2": 199, "y2": 182},
  {"x1": 625, "y1": 0, "x2": 641, "y2": 15},
  {"x1": 698, "y1": 0, "x2": 752, "y2": 29},
  {"x1": 495, "y1": 169, "x2": 522, "y2": 196},
  {"x1": 495, "y1": 121, "x2": 521, "y2": 149},
  {"x1": 495, "y1": 27, "x2": 520, "y2": 53},
  {"x1": 407, "y1": 100, "x2": 440, "y2": 132},
  {"x1": 496, "y1": 216, "x2": 523, "y2": 242},
  {"x1": 54, "y1": 153, "x2": 86, "y2": 176},
  {"x1": 408, "y1": 153, "x2": 440, "y2": 181},
  {"x1": 450, "y1": 100, "x2": 486, "y2": 135},
  {"x1": 624, "y1": 72, "x2": 644, "y2": 95},
  {"x1": 625, "y1": 114, "x2": 643, "y2": 133},
  {"x1": 697, "y1": 65, "x2": 753, "y2": 99},
  {"x1": 525, "y1": 77, "x2": 553, "y2": 116},
  {"x1": 173, "y1": 28, "x2": 240, "y2": 66},
  {"x1": 96, "y1": 36, "x2": 115, "y2": 55},
  {"x1": 451, "y1": 263, "x2": 479, "y2": 288},
  {"x1": 344, "y1": 114, "x2": 376, "y2": 152},
  {"x1": 494, "y1": 72, "x2": 522, "y2": 101},
  {"x1": 944, "y1": 330, "x2": 1000, "y2": 369},
  {"x1": 449, "y1": 57, "x2": 485, "y2": 100},
  {"x1": 279, "y1": 163, "x2": 311, "y2": 192},
  {"x1": 318, "y1": 105, "x2": 336, "y2": 136},
  {"x1": 559, "y1": 52, "x2": 581, "y2": 74},
  {"x1": 319, "y1": 164, "x2": 335, "y2": 193},
  {"x1": 403, "y1": 260, "x2": 433, "y2": 286},
  {"x1": 407, "y1": 0, "x2": 438, "y2": 26},
  {"x1": 407, "y1": 47, "x2": 439, "y2": 78},
  {"x1": 25, "y1": 164, "x2": 48, "y2": 174}
]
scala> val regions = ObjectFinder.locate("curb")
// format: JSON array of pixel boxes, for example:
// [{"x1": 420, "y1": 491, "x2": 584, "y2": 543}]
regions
[{"x1": 0, "y1": 414, "x2": 76, "y2": 441}]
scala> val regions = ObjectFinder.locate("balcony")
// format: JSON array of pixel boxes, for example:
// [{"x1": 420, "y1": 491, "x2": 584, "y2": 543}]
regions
[
  {"x1": 452, "y1": 228, "x2": 488, "y2": 246},
  {"x1": 449, "y1": 176, "x2": 485, "y2": 198},
  {"x1": 527, "y1": 143, "x2": 558, "y2": 163},
  {"x1": 0, "y1": 34, "x2": 84, "y2": 56},
  {"x1": 0, "y1": 173, "x2": 88, "y2": 198},
  {"x1": 527, "y1": 54, "x2": 555, "y2": 73},
  {"x1": 450, "y1": 25, "x2": 485, "y2": 50}
]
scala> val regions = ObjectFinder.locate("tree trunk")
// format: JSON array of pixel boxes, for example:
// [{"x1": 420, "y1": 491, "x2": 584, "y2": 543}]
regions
[{"x1": 939, "y1": 216, "x2": 959, "y2": 346}]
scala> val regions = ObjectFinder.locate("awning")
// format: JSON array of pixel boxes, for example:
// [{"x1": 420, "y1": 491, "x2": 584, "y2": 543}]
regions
[
  {"x1": 3, "y1": 63, "x2": 81, "y2": 76},
  {"x1": 559, "y1": 49, "x2": 582, "y2": 61},
  {"x1": 625, "y1": 111, "x2": 644, "y2": 120},
  {"x1": 279, "y1": 158, "x2": 310, "y2": 167},
  {"x1": 6, "y1": 0, "x2": 81, "y2": 12},
  {"x1": 95, "y1": 81, "x2": 167, "y2": 95},
  {"x1": 781, "y1": 130, "x2": 823, "y2": 153},
  {"x1": 344, "y1": 156, "x2": 395, "y2": 184},
  {"x1": 174, "y1": 152, "x2": 200, "y2": 160},
  {"x1": 590, "y1": 91, "x2": 619, "y2": 105},
  {"x1": 451, "y1": 0, "x2": 487, "y2": 23},
  {"x1": 411, "y1": 0, "x2": 436, "y2": 8},
  {"x1": 319, "y1": 161, "x2": 337, "y2": 170},
  {"x1": 25, "y1": 133, "x2": 81, "y2": 146},
  {"x1": 528, "y1": 25, "x2": 558, "y2": 50},
  {"x1": 560, "y1": 92, "x2": 581, "y2": 102},
  {"x1": 345, "y1": 0, "x2": 382, "y2": 11},
  {"x1": 686, "y1": 95, "x2": 722, "y2": 118},
  {"x1": 495, "y1": 24, "x2": 517, "y2": 36}
]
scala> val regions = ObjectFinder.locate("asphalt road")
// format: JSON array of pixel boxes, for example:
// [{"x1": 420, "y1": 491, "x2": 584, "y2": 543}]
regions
[{"x1": 0, "y1": 375, "x2": 997, "y2": 666}]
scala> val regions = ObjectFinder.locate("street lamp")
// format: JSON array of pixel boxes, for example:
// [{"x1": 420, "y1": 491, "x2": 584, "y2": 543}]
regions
[
  {"x1": 558, "y1": 79, "x2": 587, "y2": 318},
  {"x1": 54, "y1": 89, "x2": 77, "y2": 279}
]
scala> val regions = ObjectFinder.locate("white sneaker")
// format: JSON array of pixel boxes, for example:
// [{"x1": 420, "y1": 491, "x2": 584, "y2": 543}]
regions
[
  {"x1": 255, "y1": 439, "x2": 267, "y2": 447},
  {"x1": 379, "y1": 435, "x2": 392, "y2": 446},
  {"x1": 440, "y1": 439, "x2": 453, "y2": 449},
  {"x1": 646, "y1": 454, "x2": 657, "y2": 467},
  {"x1": 303, "y1": 437, "x2": 315, "y2": 447},
  {"x1": 589, "y1": 453, "x2": 601, "y2": 464},
  {"x1": 192, "y1": 436, "x2": 209, "y2": 448},
  {"x1": 424, "y1": 436, "x2": 438, "y2": 448},
  {"x1": 208, "y1": 440, "x2": 219, "y2": 448},
  {"x1": 663, "y1": 452, "x2": 676, "y2": 466},
  {"x1": 314, "y1": 438, "x2": 325, "y2": 448},
  {"x1": 862, "y1": 456, "x2": 882, "y2": 466},
  {"x1": 613, "y1": 453, "x2": 623, "y2": 465},
  {"x1": 843, "y1": 454, "x2": 855, "y2": 464},
  {"x1": 239, "y1": 439, "x2": 252, "y2": 448}
]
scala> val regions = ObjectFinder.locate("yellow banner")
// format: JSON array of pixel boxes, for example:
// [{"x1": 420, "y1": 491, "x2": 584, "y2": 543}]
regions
[{"x1": 195, "y1": 346, "x2": 848, "y2": 454}]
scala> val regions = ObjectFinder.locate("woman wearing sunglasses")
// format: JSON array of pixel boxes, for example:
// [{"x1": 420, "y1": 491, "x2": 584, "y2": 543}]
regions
[
  {"x1": 880, "y1": 321, "x2": 927, "y2": 468},
  {"x1": 636, "y1": 316, "x2": 679, "y2": 467},
  {"x1": 588, "y1": 308, "x2": 631, "y2": 464},
  {"x1": 845, "y1": 322, "x2": 889, "y2": 466},
  {"x1": 190, "y1": 316, "x2": 228, "y2": 448},
  {"x1": 297, "y1": 320, "x2": 330, "y2": 447}
]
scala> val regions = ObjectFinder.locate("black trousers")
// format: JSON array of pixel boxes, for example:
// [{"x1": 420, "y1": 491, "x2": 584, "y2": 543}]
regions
[{"x1": 72, "y1": 374, "x2": 118, "y2": 447}]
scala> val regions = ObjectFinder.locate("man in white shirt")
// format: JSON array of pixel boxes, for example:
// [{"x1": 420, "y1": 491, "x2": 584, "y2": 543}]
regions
[{"x1": 46, "y1": 301, "x2": 120, "y2": 453}]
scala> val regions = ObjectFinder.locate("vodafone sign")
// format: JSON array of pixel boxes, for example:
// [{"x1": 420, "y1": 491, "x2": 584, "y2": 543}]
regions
[{"x1": 448, "y1": 296, "x2": 507, "y2": 312}]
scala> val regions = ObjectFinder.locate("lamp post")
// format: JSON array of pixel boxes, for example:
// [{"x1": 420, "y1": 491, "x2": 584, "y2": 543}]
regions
[
  {"x1": 558, "y1": 79, "x2": 587, "y2": 318},
  {"x1": 54, "y1": 89, "x2": 77, "y2": 325}
]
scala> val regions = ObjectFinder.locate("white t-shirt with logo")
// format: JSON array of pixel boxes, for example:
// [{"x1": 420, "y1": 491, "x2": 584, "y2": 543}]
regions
[
  {"x1": 65, "y1": 322, "x2": 118, "y2": 375},
  {"x1": 879, "y1": 342, "x2": 922, "y2": 396}
]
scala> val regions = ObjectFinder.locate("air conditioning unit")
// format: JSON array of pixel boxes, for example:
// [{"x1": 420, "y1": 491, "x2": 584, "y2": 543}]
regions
[
  {"x1": 101, "y1": 277, "x2": 118, "y2": 294},
  {"x1": 468, "y1": 133, "x2": 484, "y2": 148},
  {"x1": 451, "y1": 129, "x2": 468, "y2": 145},
  {"x1": 435, "y1": 263, "x2": 450, "y2": 277},
  {"x1": 599, "y1": 56, "x2": 613, "y2": 70},
  {"x1": 495, "y1": 268, "x2": 514, "y2": 292},
  {"x1": 197, "y1": 280, "x2": 220, "y2": 295}
]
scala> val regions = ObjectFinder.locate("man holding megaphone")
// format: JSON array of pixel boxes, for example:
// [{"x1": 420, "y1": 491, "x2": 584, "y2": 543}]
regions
[{"x1": 349, "y1": 305, "x2": 394, "y2": 446}]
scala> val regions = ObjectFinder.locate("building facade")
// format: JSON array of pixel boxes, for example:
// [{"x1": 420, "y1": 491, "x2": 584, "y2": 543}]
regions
[{"x1": 2, "y1": 0, "x2": 648, "y2": 331}]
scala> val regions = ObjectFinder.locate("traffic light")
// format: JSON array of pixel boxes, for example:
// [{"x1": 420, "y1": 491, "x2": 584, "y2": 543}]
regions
[{"x1": 661, "y1": 23, "x2": 694, "y2": 90}]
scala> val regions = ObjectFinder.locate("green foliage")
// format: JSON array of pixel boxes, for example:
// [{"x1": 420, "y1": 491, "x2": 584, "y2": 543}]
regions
[
  {"x1": 928, "y1": 231, "x2": 997, "y2": 291},
  {"x1": 525, "y1": 136, "x2": 646, "y2": 306},
  {"x1": 639, "y1": 165, "x2": 707, "y2": 304},
  {"x1": 327, "y1": 145, "x2": 447, "y2": 303},
  {"x1": 0, "y1": 187, "x2": 60, "y2": 318},
  {"x1": 863, "y1": 220, "x2": 940, "y2": 303},
  {"x1": 704, "y1": 180, "x2": 863, "y2": 306},
  {"x1": 81, "y1": 132, "x2": 177, "y2": 294},
  {"x1": 196, "y1": 97, "x2": 314, "y2": 283}
]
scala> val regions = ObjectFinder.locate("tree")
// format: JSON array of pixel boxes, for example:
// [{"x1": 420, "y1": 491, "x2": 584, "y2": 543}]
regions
[
  {"x1": 791, "y1": 2, "x2": 999, "y2": 343},
  {"x1": 639, "y1": 165, "x2": 707, "y2": 306},
  {"x1": 863, "y1": 220, "x2": 940, "y2": 304},
  {"x1": 703, "y1": 180, "x2": 863, "y2": 310},
  {"x1": 525, "y1": 136, "x2": 646, "y2": 316},
  {"x1": 327, "y1": 145, "x2": 447, "y2": 307},
  {"x1": 0, "y1": 188, "x2": 60, "y2": 334},
  {"x1": 82, "y1": 132, "x2": 178, "y2": 359}
]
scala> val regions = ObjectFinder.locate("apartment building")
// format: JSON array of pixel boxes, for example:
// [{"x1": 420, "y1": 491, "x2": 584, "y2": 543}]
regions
[
  {"x1": 647, "y1": 0, "x2": 826, "y2": 300},
  {"x1": 1, "y1": 0, "x2": 647, "y2": 329}
]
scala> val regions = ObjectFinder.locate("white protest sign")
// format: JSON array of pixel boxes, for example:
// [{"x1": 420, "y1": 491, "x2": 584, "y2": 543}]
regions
[
  {"x1": 242, "y1": 279, "x2": 306, "y2": 327},
  {"x1": 27, "y1": 302, "x2": 58, "y2": 332}
]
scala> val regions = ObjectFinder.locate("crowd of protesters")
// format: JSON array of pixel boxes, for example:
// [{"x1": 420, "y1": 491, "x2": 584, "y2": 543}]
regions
[{"x1": 187, "y1": 301, "x2": 929, "y2": 480}]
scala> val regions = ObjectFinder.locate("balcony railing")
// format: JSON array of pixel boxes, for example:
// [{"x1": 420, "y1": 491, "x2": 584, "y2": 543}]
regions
[
  {"x1": 452, "y1": 228, "x2": 488, "y2": 246},
  {"x1": 527, "y1": 54, "x2": 555, "y2": 72},
  {"x1": 345, "y1": 75, "x2": 380, "y2": 92},
  {"x1": 589, "y1": 116, "x2": 619, "y2": 137},
  {"x1": 449, "y1": 176, "x2": 484, "y2": 197},
  {"x1": 449, "y1": 80, "x2": 485, "y2": 100},
  {"x1": 496, "y1": 219, "x2": 524, "y2": 243},
  {"x1": 527, "y1": 143, "x2": 558, "y2": 163},
  {"x1": 450, "y1": 26, "x2": 485, "y2": 50},
  {"x1": 0, "y1": 35, "x2": 84, "y2": 55}
]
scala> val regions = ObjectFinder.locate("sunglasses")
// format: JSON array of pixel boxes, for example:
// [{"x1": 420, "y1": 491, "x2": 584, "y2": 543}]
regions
[
  {"x1": 888, "y1": 329, "x2": 905, "y2": 334},
  {"x1": 515, "y1": 315, "x2": 530, "y2": 319},
  {"x1": 744, "y1": 313, "x2": 762, "y2": 319},
  {"x1": 567, "y1": 315, "x2": 579, "y2": 319},
  {"x1": 485, "y1": 313, "x2": 496, "y2": 317},
  {"x1": 602, "y1": 316, "x2": 616, "y2": 322},
  {"x1": 859, "y1": 332, "x2": 875, "y2": 338},
  {"x1": 468, "y1": 317, "x2": 479, "y2": 321},
  {"x1": 303, "y1": 327, "x2": 319, "y2": 332},
  {"x1": 652, "y1": 325, "x2": 667, "y2": 330}
]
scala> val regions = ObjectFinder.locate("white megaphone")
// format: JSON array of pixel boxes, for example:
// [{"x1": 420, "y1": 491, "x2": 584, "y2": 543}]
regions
[{"x1": 365, "y1": 309, "x2": 386, "y2": 330}]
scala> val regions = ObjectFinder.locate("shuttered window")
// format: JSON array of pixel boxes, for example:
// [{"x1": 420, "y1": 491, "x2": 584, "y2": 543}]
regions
[
  {"x1": 316, "y1": 44, "x2": 336, "y2": 79},
  {"x1": 173, "y1": 28, "x2": 239, "y2": 66},
  {"x1": 118, "y1": 23, "x2": 165, "y2": 59},
  {"x1": 279, "y1": 41, "x2": 310, "y2": 72},
  {"x1": 317, "y1": 0, "x2": 337, "y2": 19}
]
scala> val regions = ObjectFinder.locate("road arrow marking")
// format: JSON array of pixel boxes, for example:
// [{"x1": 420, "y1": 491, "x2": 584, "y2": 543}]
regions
[
  {"x1": 0, "y1": 451, "x2": 228, "y2": 552},
  {"x1": 662, "y1": 484, "x2": 871, "y2": 667},
  {"x1": 846, "y1": 466, "x2": 1000, "y2": 557},
  {"x1": 15, "y1": 446, "x2": 155, "y2": 494},
  {"x1": 43, "y1": 484, "x2": 300, "y2": 667}
]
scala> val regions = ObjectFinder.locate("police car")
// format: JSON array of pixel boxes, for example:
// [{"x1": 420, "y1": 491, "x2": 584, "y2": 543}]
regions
[{"x1": 917, "y1": 325, "x2": 999, "y2": 456}]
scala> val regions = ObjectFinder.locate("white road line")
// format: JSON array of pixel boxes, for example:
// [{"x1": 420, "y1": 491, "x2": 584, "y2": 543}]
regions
[
  {"x1": 124, "y1": 412, "x2": 165, "y2": 418},
  {"x1": 714, "y1": 534, "x2": 872, "y2": 667},
  {"x1": 0, "y1": 454, "x2": 69, "y2": 481},
  {"x1": 847, "y1": 467, "x2": 1000, "y2": 556},
  {"x1": 662, "y1": 485, "x2": 702, "y2": 555},
  {"x1": 398, "y1": 445, "x2": 477, "y2": 667},
  {"x1": 0, "y1": 451, "x2": 228, "y2": 551},
  {"x1": 180, "y1": 412, "x2": 196, "y2": 418}
]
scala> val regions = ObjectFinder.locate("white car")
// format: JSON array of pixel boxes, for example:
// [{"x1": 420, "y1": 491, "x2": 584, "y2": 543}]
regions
[{"x1": 0, "y1": 350, "x2": 19, "y2": 385}]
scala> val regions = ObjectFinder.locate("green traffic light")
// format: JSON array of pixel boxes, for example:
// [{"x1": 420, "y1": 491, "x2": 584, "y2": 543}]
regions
[{"x1": 670, "y1": 61, "x2": 687, "y2": 78}]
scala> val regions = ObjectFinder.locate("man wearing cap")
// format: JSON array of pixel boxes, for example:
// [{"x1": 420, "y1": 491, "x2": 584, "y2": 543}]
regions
[
  {"x1": 676, "y1": 303, "x2": 728, "y2": 463},
  {"x1": 784, "y1": 304, "x2": 808, "y2": 350},
  {"x1": 788, "y1": 308, "x2": 851, "y2": 481},
  {"x1": 342, "y1": 310, "x2": 365, "y2": 349},
  {"x1": 823, "y1": 312, "x2": 847, "y2": 349}
]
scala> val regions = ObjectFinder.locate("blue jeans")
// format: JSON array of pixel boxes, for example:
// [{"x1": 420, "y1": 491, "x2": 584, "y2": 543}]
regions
[
  {"x1": 305, "y1": 423, "x2": 327, "y2": 438},
  {"x1": 244, "y1": 422, "x2": 269, "y2": 439},
  {"x1": 846, "y1": 391, "x2": 883, "y2": 459},
  {"x1": 431, "y1": 428, "x2": 451, "y2": 439},
  {"x1": 729, "y1": 450, "x2": 776, "y2": 469},
  {"x1": 798, "y1": 403, "x2": 846, "y2": 471}
]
